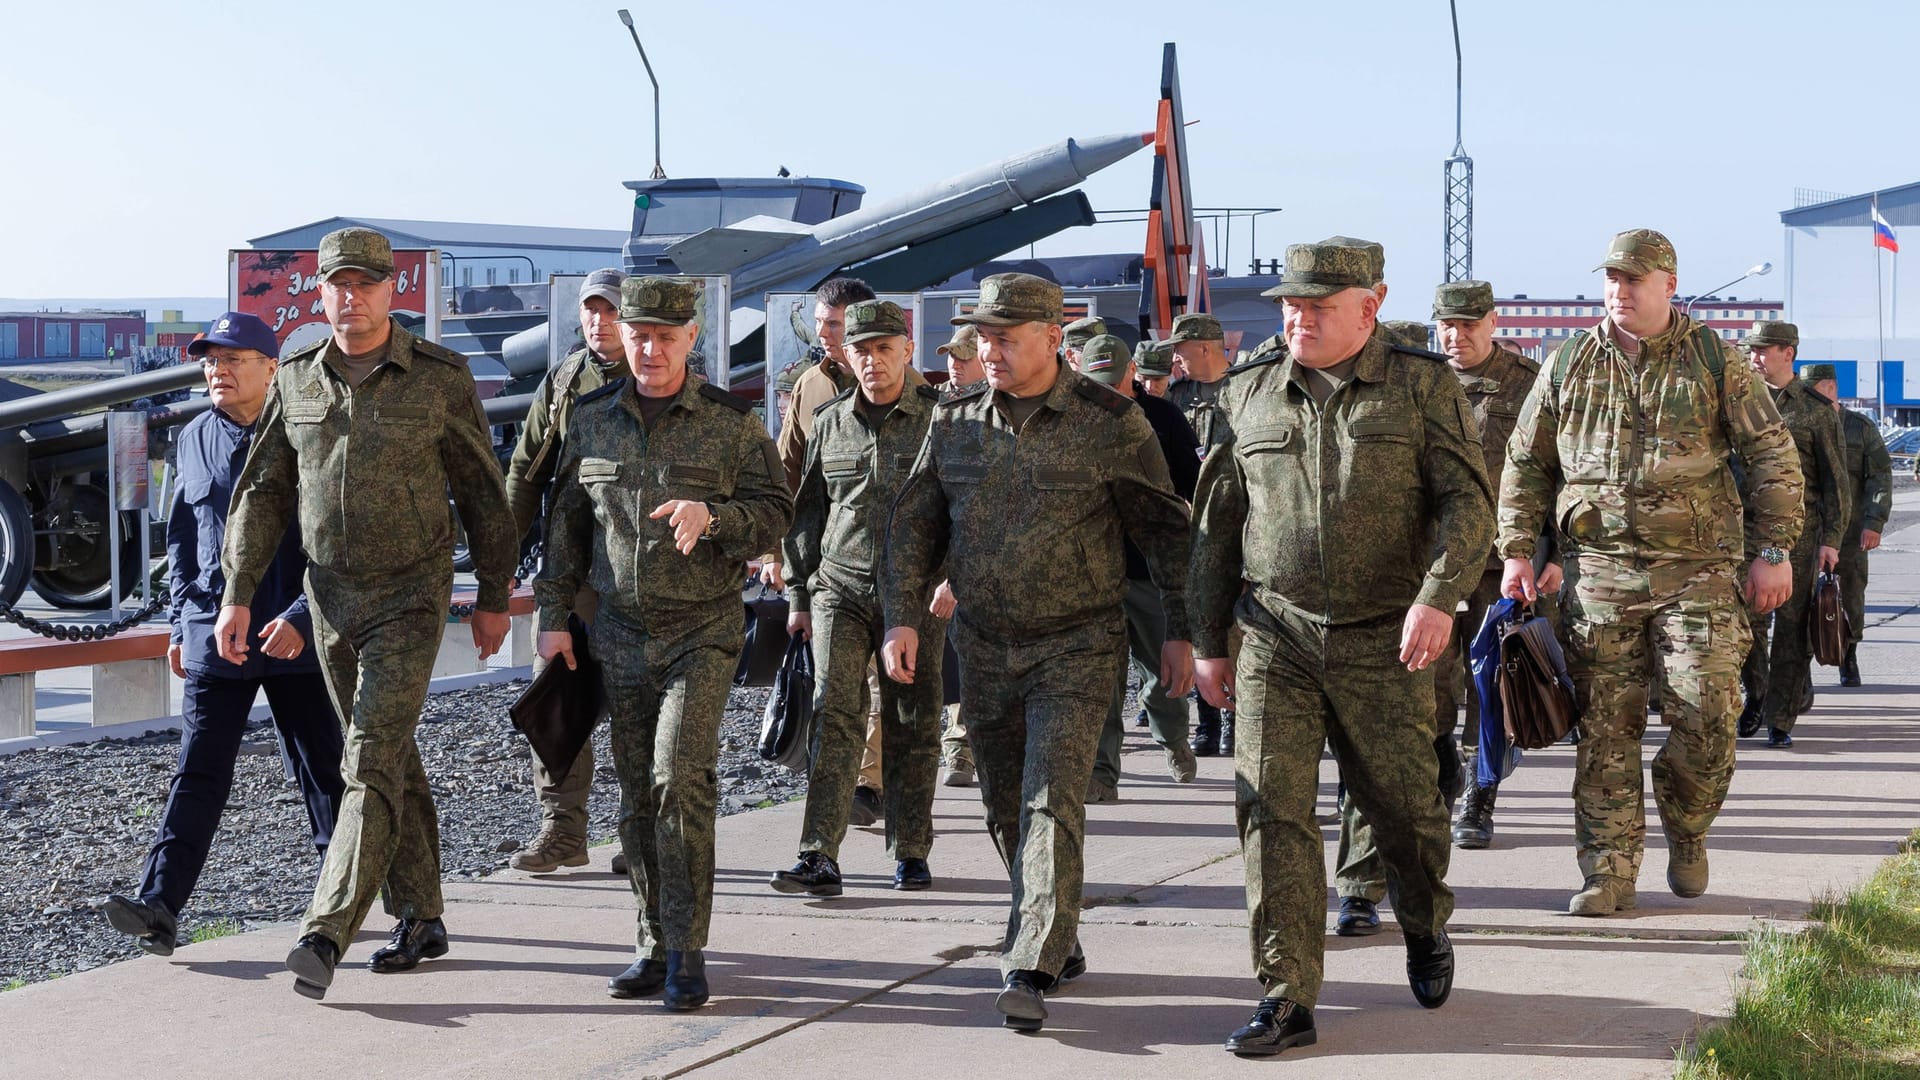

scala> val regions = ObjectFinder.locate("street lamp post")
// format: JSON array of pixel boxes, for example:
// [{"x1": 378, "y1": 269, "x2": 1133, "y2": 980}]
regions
[
  {"x1": 615, "y1": 9, "x2": 665, "y2": 180},
  {"x1": 1683, "y1": 261, "x2": 1773, "y2": 317}
]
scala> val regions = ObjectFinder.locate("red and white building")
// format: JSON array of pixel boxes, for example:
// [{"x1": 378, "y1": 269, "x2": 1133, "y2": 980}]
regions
[
  {"x1": 1492, "y1": 294, "x2": 1784, "y2": 361},
  {"x1": 0, "y1": 310, "x2": 147, "y2": 362}
]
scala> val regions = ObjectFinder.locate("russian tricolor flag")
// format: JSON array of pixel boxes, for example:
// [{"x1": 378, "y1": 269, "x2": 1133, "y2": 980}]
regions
[{"x1": 1873, "y1": 206, "x2": 1899, "y2": 253}]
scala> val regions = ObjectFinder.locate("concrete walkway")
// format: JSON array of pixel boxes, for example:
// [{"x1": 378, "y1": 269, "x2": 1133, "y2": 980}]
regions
[{"x1": 5, "y1": 504, "x2": 1920, "y2": 1079}]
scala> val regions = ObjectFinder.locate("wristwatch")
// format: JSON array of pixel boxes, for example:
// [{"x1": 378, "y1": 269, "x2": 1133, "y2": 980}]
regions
[
  {"x1": 1759, "y1": 546, "x2": 1787, "y2": 566},
  {"x1": 700, "y1": 503, "x2": 719, "y2": 542}
]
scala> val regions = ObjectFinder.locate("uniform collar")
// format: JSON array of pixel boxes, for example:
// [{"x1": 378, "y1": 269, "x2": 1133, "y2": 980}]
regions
[
  {"x1": 1284, "y1": 333, "x2": 1390, "y2": 391},
  {"x1": 619, "y1": 369, "x2": 705, "y2": 422},
  {"x1": 324, "y1": 317, "x2": 414, "y2": 374}
]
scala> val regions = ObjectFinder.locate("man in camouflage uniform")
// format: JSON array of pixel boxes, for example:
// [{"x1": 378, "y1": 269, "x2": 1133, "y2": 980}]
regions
[
  {"x1": 1382, "y1": 320, "x2": 1433, "y2": 350},
  {"x1": 1191, "y1": 240, "x2": 1492, "y2": 1056},
  {"x1": 1166, "y1": 313, "x2": 1236, "y2": 759},
  {"x1": 1062, "y1": 315, "x2": 1107, "y2": 370},
  {"x1": 504, "y1": 268, "x2": 628, "y2": 873},
  {"x1": 935, "y1": 325, "x2": 983, "y2": 786},
  {"x1": 771, "y1": 300, "x2": 946, "y2": 896},
  {"x1": 881, "y1": 273, "x2": 1192, "y2": 1033},
  {"x1": 1499, "y1": 229, "x2": 1803, "y2": 918},
  {"x1": 219, "y1": 227, "x2": 517, "y2": 1000},
  {"x1": 1739, "y1": 321, "x2": 1847, "y2": 747},
  {"x1": 1135, "y1": 339, "x2": 1174, "y2": 398},
  {"x1": 1803, "y1": 364, "x2": 1892, "y2": 686},
  {"x1": 537, "y1": 276, "x2": 792, "y2": 1011}
]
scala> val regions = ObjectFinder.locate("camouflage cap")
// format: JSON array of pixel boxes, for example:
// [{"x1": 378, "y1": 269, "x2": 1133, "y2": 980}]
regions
[
  {"x1": 1324, "y1": 235, "x2": 1385, "y2": 286},
  {"x1": 1262, "y1": 239, "x2": 1380, "y2": 299},
  {"x1": 936, "y1": 323, "x2": 979, "y2": 360},
  {"x1": 317, "y1": 227, "x2": 394, "y2": 281},
  {"x1": 1799, "y1": 362, "x2": 1838, "y2": 383},
  {"x1": 1133, "y1": 339, "x2": 1173, "y2": 377},
  {"x1": 844, "y1": 299, "x2": 909, "y2": 344},
  {"x1": 1062, "y1": 316, "x2": 1108, "y2": 348},
  {"x1": 1383, "y1": 320, "x2": 1432, "y2": 349},
  {"x1": 1594, "y1": 228, "x2": 1677, "y2": 277},
  {"x1": 953, "y1": 272, "x2": 1063, "y2": 326},
  {"x1": 619, "y1": 275, "x2": 698, "y2": 324},
  {"x1": 1167, "y1": 312, "x2": 1225, "y2": 343},
  {"x1": 1747, "y1": 320, "x2": 1799, "y2": 348},
  {"x1": 775, "y1": 363, "x2": 801, "y2": 392},
  {"x1": 1432, "y1": 280, "x2": 1496, "y2": 321},
  {"x1": 1078, "y1": 334, "x2": 1132, "y2": 385}
]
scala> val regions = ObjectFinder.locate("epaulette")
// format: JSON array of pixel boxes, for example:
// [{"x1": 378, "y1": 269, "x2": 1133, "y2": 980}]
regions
[
  {"x1": 1503, "y1": 346, "x2": 1542, "y2": 374},
  {"x1": 1226, "y1": 350, "x2": 1287, "y2": 378},
  {"x1": 698, "y1": 382, "x2": 753, "y2": 414},
  {"x1": 1802, "y1": 384, "x2": 1835, "y2": 406},
  {"x1": 577, "y1": 379, "x2": 626, "y2": 407},
  {"x1": 939, "y1": 381, "x2": 990, "y2": 405},
  {"x1": 412, "y1": 337, "x2": 470, "y2": 366},
  {"x1": 915, "y1": 384, "x2": 941, "y2": 401},
  {"x1": 281, "y1": 338, "x2": 327, "y2": 364},
  {"x1": 1389, "y1": 343, "x2": 1450, "y2": 363},
  {"x1": 816, "y1": 385, "x2": 856, "y2": 414},
  {"x1": 1074, "y1": 377, "x2": 1133, "y2": 415}
]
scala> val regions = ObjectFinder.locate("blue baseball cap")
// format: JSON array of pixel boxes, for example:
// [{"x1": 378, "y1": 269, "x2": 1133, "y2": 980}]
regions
[{"x1": 188, "y1": 312, "x2": 280, "y2": 359}]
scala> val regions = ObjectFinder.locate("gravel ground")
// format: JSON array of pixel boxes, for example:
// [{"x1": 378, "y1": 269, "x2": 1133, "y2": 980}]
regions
[{"x1": 0, "y1": 678, "x2": 799, "y2": 988}]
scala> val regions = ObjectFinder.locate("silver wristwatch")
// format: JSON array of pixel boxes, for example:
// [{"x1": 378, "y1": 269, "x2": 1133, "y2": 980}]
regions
[{"x1": 1759, "y1": 546, "x2": 1787, "y2": 566}]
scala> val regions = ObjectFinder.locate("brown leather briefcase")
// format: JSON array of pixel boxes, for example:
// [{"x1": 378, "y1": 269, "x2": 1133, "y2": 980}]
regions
[
  {"x1": 1497, "y1": 607, "x2": 1579, "y2": 750},
  {"x1": 1808, "y1": 571, "x2": 1849, "y2": 667}
]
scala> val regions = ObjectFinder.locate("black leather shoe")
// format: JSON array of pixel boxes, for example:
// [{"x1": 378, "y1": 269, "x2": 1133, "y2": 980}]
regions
[
  {"x1": 1224, "y1": 997, "x2": 1316, "y2": 1056},
  {"x1": 663, "y1": 949, "x2": 709, "y2": 1010},
  {"x1": 1219, "y1": 711, "x2": 1236, "y2": 754},
  {"x1": 849, "y1": 785, "x2": 883, "y2": 827},
  {"x1": 1190, "y1": 706, "x2": 1221, "y2": 756},
  {"x1": 1737, "y1": 699, "x2": 1765, "y2": 738},
  {"x1": 607, "y1": 956, "x2": 667, "y2": 999},
  {"x1": 367, "y1": 917, "x2": 449, "y2": 973},
  {"x1": 1768, "y1": 728, "x2": 1794, "y2": 748},
  {"x1": 1405, "y1": 929, "x2": 1455, "y2": 1008},
  {"x1": 286, "y1": 934, "x2": 340, "y2": 1000},
  {"x1": 103, "y1": 894, "x2": 177, "y2": 957},
  {"x1": 1452, "y1": 783, "x2": 1497, "y2": 850},
  {"x1": 1059, "y1": 939, "x2": 1087, "y2": 983},
  {"x1": 1335, "y1": 896, "x2": 1382, "y2": 937},
  {"x1": 894, "y1": 858, "x2": 932, "y2": 891},
  {"x1": 996, "y1": 970, "x2": 1047, "y2": 1031},
  {"x1": 770, "y1": 851, "x2": 843, "y2": 897},
  {"x1": 1840, "y1": 645, "x2": 1862, "y2": 687}
]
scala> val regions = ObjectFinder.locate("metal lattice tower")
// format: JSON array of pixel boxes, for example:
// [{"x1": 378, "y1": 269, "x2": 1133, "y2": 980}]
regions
[{"x1": 1442, "y1": 0, "x2": 1473, "y2": 282}]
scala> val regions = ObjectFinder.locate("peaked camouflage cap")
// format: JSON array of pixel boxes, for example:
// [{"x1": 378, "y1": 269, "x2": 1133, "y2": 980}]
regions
[
  {"x1": 1078, "y1": 334, "x2": 1132, "y2": 384},
  {"x1": 1594, "y1": 228, "x2": 1677, "y2": 277},
  {"x1": 1133, "y1": 338, "x2": 1173, "y2": 377},
  {"x1": 936, "y1": 323, "x2": 979, "y2": 360},
  {"x1": 1799, "y1": 362, "x2": 1837, "y2": 383},
  {"x1": 1324, "y1": 235, "x2": 1385, "y2": 286},
  {"x1": 619, "y1": 275, "x2": 699, "y2": 324},
  {"x1": 1167, "y1": 312, "x2": 1225, "y2": 343},
  {"x1": 1263, "y1": 239, "x2": 1381, "y2": 299},
  {"x1": 1062, "y1": 316, "x2": 1108, "y2": 348},
  {"x1": 1433, "y1": 280, "x2": 1496, "y2": 321},
  {"x1": 844, "y1": 299, "x2": 910, "y2": 344},
  {"x1": 953, "y1": 272, "x2": 1063, "y2": 326},
  {"x1": 1747, "y1": 321, "x2": 1799, "y2": 348},
  {"x1": 317, "y1": 227, "x2": 395, "y2": 280}
]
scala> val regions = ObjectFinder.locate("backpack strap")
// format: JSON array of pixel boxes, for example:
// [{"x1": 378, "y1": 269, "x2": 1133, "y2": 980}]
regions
[
  {"x1": 1548, "y1": 330, "x2": 1592, "y2": 403},
  {"x1": 525, "y1": 351, "x2": 594, "y2": 479}
]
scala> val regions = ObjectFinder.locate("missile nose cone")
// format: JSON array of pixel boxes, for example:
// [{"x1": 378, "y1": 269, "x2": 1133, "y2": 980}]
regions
[{"x1": 1066, "y1": 131, "x2": 1154, "y2": 181}]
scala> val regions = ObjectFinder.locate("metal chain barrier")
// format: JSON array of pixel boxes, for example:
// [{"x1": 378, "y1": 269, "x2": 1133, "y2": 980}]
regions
[
  {"x1": 0, "y1": 593, "x2": 168, "y2": 641},
  {"x1": 447, "y1": 543, "x2": 543, "y2": 620}
]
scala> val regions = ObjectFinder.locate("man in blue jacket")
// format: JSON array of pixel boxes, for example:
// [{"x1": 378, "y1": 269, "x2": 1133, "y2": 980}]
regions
[{"x1": 102, "y1": 312, "x2": 344, "y2": 956}]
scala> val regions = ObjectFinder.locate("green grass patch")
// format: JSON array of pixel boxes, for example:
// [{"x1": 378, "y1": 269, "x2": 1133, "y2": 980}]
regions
[
  {"x1": 187, "y1": 919, "x2": 244, "y2": 945},
  {"x1": 1676, "y1": 830, "x2": 1920, "y2": 1079},
  {"x1": 2, "y1": 978, "x2": 25, "y2": 992}
]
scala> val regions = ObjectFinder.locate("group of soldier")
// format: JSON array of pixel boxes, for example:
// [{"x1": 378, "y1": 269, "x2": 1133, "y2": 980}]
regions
[{"x1": 97, "y1": 220, "x2": 1896, "y2": 1058}]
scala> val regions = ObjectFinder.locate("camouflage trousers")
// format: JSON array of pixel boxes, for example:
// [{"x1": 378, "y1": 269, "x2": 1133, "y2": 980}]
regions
[
  {"x1": 1093, "y1": 576, "x2": 1189, "y2": 786},
  {"x1": 300, "y1": 569, "x2": 449, "y2": 950},
  {"x1": 1234, "y1": 598, "x2": 1452, "y2": 1008},
  {"x1": 1742, "y1": 532, "x2": 1819, "y2": 733},
  {"x1": 1565, "y1": 556, "x2": 1749, "y2": 883},
  {"x1": 1839, "y1": 535, "x2": 1870, "y2": 649},
  {"x1": 957, "y1": 615, "x2": 1126, "y2": 981},
  {"x1": 798, "y1": 583, "x2": 944, "y2": 862},
  {"x1": 529, "y1": 588, "x2": 601, "y2": 837},
  {"x1": 597, "y1": 609, "x2": 738, "y2": 957}
]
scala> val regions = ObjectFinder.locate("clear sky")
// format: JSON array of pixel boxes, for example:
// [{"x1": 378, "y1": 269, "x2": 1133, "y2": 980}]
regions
[{"x1": 5, "y1": 0, "x2": 1918, "y2": 322}]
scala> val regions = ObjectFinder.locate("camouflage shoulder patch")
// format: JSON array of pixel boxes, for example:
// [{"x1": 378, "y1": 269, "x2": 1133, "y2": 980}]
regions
[
  {"x1": 412, "y1": 338, "x2": 470, "y2": 367},
  {"x1": 1388, "y1": 343, "x2": 1450, "y2": 363},
  {"x1": 816, "y1": 385, "x2": 856, "y2": 414},
  {"x1": 576, "y1": 378, "x2": 627, "y2": 408},
  {"x1": 1074, "y1": 377, "x2": 1134, "y2": 415},
  {"x1": 939, "y1": 381, "x2": 991, "y2": 406},
  {"x1": 698, "y1": 382, "x2": 753, "y2": 414},
  {"x1": 915, "y1": 384, "x2": 942, "y2": 401}
]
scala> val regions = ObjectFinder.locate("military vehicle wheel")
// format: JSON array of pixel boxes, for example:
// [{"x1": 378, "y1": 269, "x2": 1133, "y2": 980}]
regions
[
  {"x1": 0, "y1": 482, "x2": 34, "y2": 609},
  {"x1": 30, "y1": 486, "x2": 146, "y2": 611}
]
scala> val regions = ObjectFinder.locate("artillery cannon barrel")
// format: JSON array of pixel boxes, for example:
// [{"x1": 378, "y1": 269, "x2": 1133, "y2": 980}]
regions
[
  {"x1": 500, "y1": 324, "x2": 551, "y2": 380},
  {"x1": 25, "y1": 397, "x2": 214, "y2": 461},
  {"x1": 483, "y1": 393, "x2": 535, "y2": 427},
  {"x1": 0, "y1": 363, "x2": 207, "y2": 430}
]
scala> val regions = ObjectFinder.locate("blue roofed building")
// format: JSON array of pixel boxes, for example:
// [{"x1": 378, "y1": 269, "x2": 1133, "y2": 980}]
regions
[{"x1": 1780, "y1": 184, "x2": 1920, "y2": 421}]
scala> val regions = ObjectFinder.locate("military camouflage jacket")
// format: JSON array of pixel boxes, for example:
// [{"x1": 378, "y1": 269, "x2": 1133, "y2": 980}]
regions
[
  {"x1": 1764, "y1": 379, "x2": 1849, "y2": 550},
  {"x1": 536, "y1": 373, "x2": 793, "y2": 633},
  {"x1": 784, "y1": 383, "x2": 942, "y2": 613},
  {"x1": 1497, "y1": 312, "x2": 1803, "y2": 565},
  {"x1": 1188, "y1": 335, "x2": 1495, "y2": 657},
  {"x1": 1840, "y1": 408, "x2": 1892, "y2": 538},
  {"x1": 223, "y1": 318, "x2": 516, "y2": 611},
  {"x1": 882, "y1": 359, "x2": 1191, "y2": 643},
  {"x1": 1452, "y1": 345, "x2": 1541, "y2": 572},
  {"x1": 1167, "y1": 375, "x2": 1231, "y2": 461},
  {"x1": 504, "y1": 346, "x2": 624, "y2": 545}
]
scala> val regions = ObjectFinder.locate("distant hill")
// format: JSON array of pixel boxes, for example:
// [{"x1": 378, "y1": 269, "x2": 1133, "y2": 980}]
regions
[{"x1": 0, "y1": 297, "x2": 226, "y2": 320}]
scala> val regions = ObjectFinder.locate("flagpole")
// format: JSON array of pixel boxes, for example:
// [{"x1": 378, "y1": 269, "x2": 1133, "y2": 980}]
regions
[{"x1": 1875, "y1": 193, "x2": 1886, "y2": 421}]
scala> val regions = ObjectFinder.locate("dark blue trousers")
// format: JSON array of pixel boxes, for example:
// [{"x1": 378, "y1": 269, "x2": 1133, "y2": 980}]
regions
[{"x1": 136, "y1": 671, "x2": 345, "y2": 917}]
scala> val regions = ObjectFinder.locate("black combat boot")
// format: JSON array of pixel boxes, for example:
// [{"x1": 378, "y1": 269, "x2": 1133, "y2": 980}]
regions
[
  {"x1": 1190, "y1": 702, "x2": 1221, "y2": 756},
  {"x1": 1219, "y1": 711, "x2": 1235, "y2": 754},
  {"x1": 1452, "y1": 783, "x2": 1497, "y2": 849},
  {"x1": 663, "y1": 949, "x2": 709, "y2": 1010},
  {"x1": 1841, "y1": 644, "x2": 1862, "y2": 687}
]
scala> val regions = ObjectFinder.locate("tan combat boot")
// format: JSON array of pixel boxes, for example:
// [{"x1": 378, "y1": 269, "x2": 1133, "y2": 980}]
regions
[
  {"x1": 1667, "y1": 839, "x2": 1709, "y2": 898},
  {"x1": 510, "y1": 825, "x2": 588, "y2": 873},
  {"x1": 1568, "y1": 874, "x2": 1637, "y2": 916}
]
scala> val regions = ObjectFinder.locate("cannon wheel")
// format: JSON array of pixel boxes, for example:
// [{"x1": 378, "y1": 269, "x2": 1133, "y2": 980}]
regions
[
  {"x1": 0, "y1": 481, "x2": 33, "y2": 609},
  {"x1": 29, "y1": 484, "x2": 145, "y2": 611}
]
